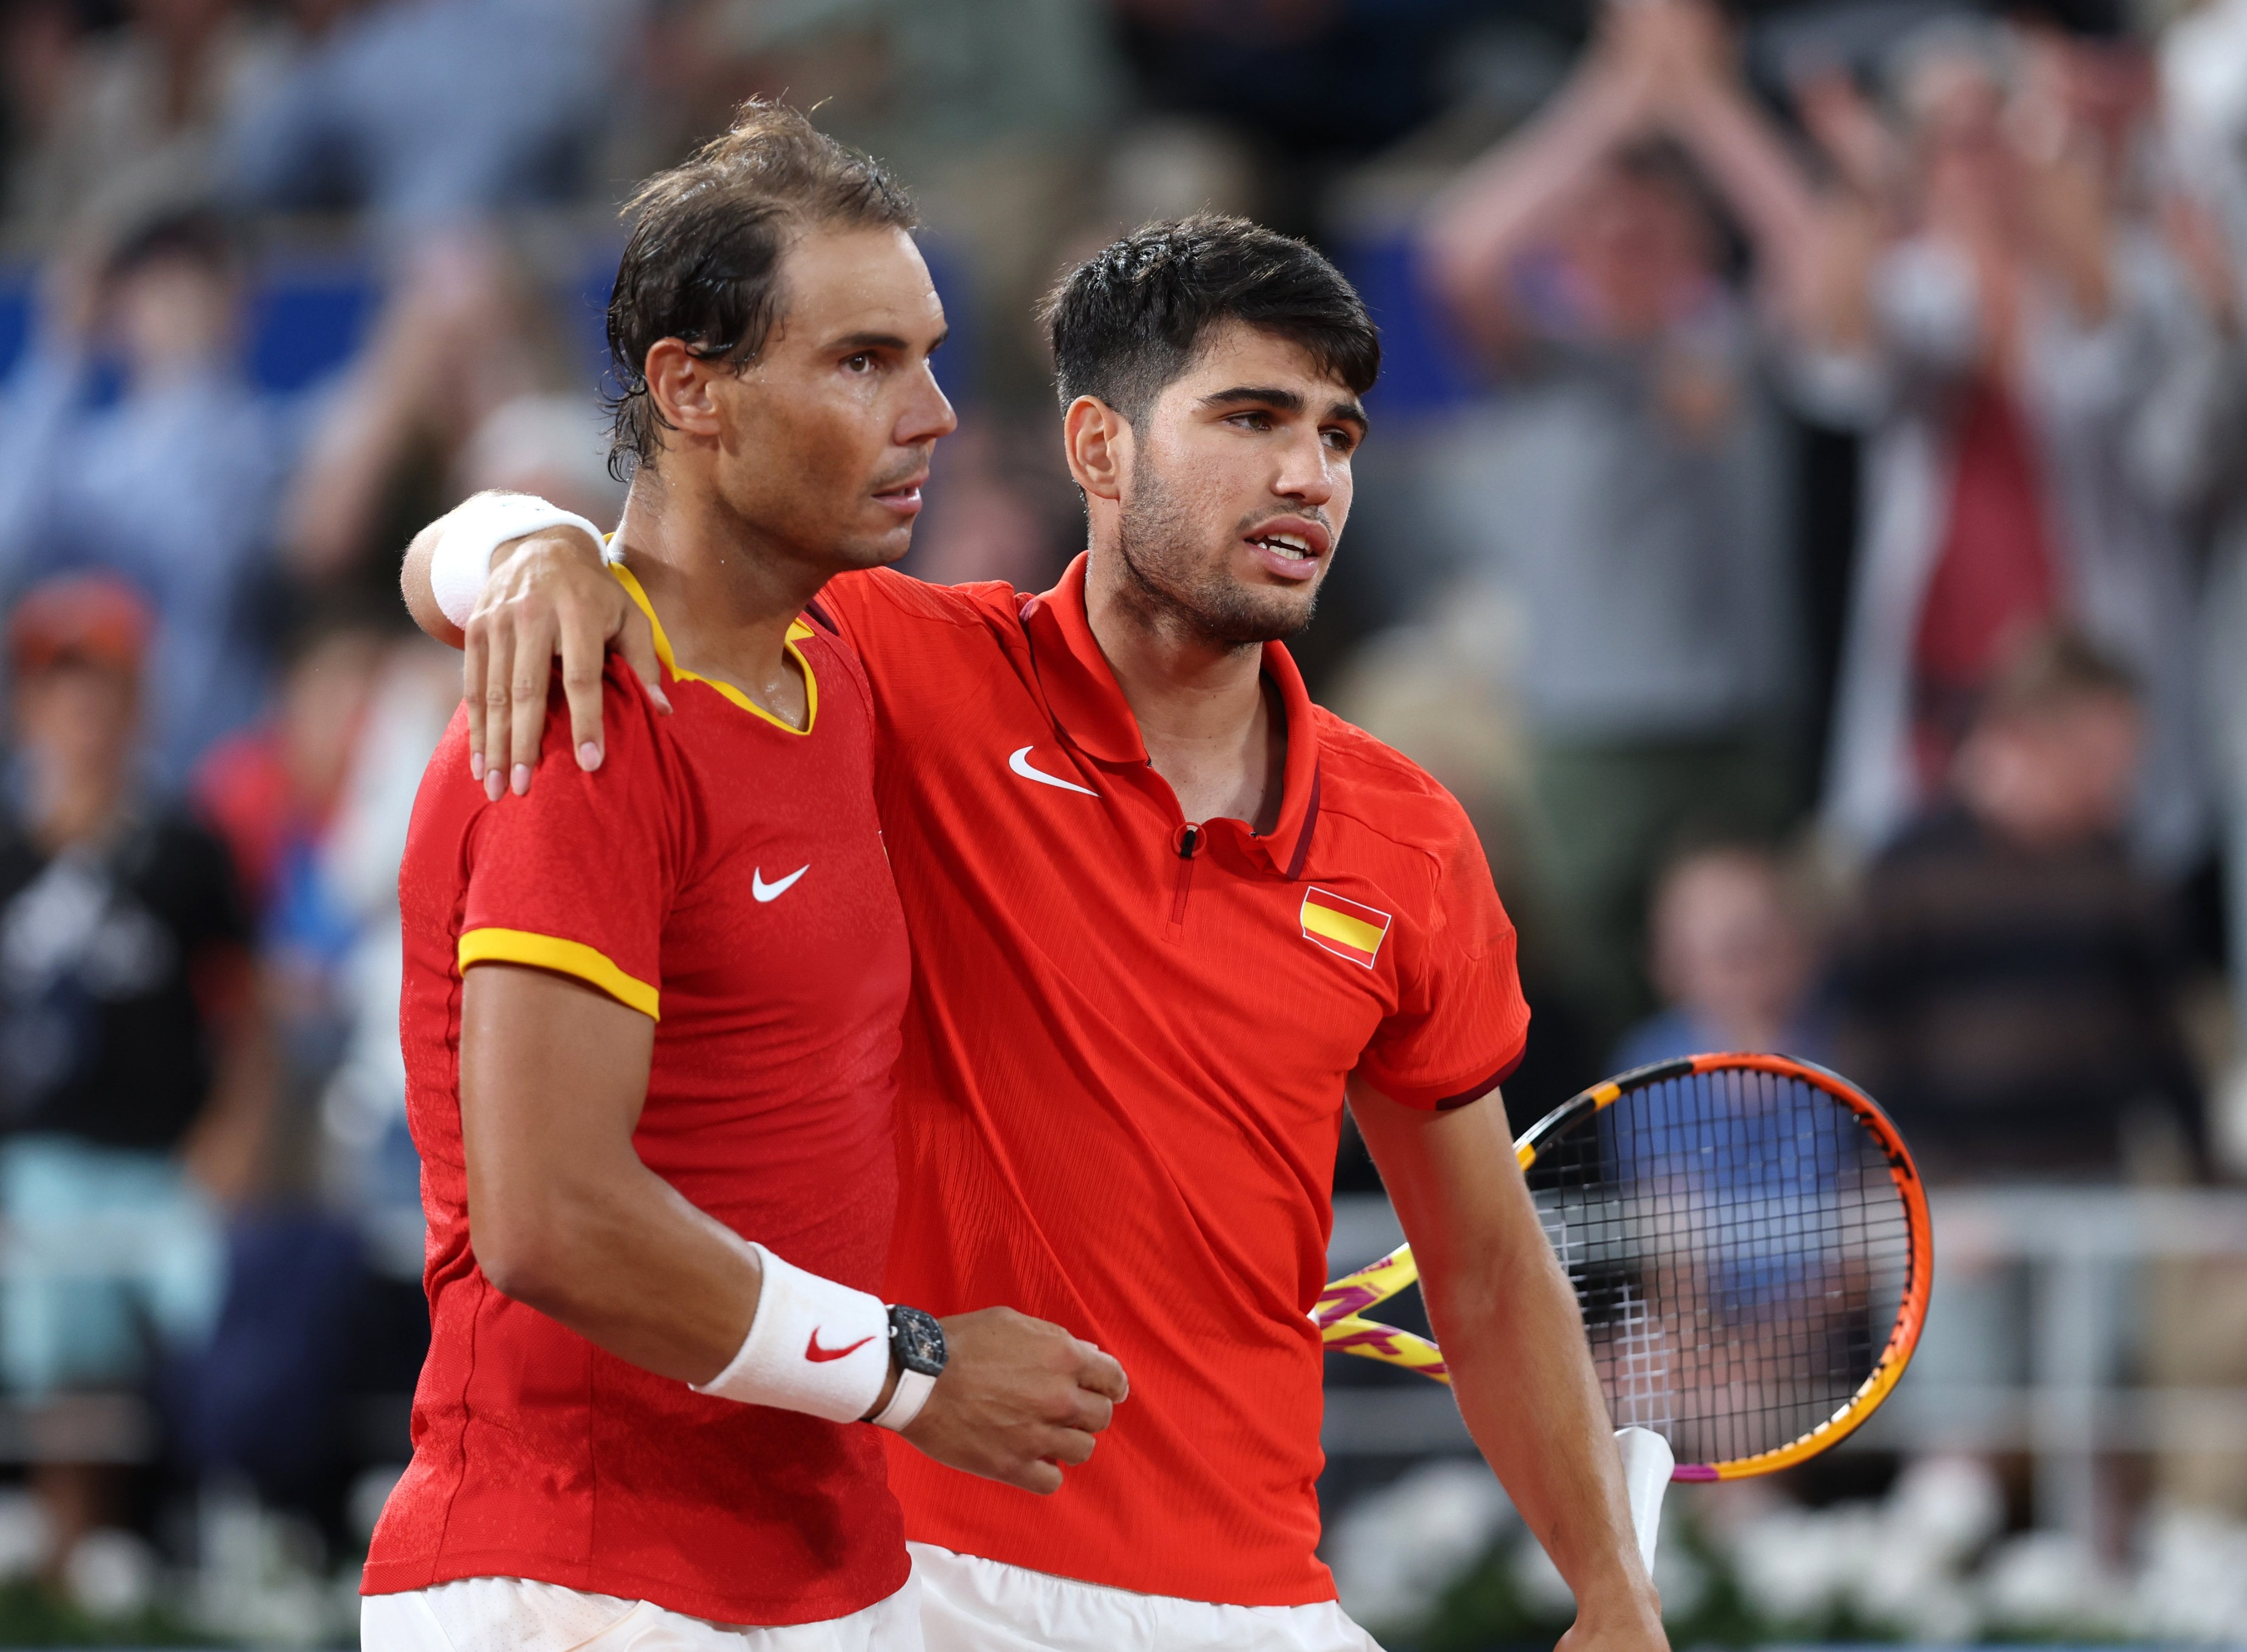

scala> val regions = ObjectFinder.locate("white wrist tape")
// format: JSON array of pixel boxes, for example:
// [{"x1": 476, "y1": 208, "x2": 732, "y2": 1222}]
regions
[
  {"x1": 429, "y1": 493, "x2": 606, "y2": 630},
  {"x1": 692, "y1": 1242, "x2": 890, "y2": 1423},
  {"x1": 868, "y1": 1365, "x2": 936, "y2": 1433}
]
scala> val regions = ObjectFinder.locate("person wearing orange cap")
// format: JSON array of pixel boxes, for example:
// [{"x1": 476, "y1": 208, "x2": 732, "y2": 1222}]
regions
[{"x1": 0, "y1": 573, "x2": 274, "y2": 1573}]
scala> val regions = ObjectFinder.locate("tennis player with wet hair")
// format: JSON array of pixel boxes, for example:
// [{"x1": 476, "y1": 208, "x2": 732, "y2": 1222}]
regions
[
  {"x1": 364, "y1": 106, "x2": 1126, "y2": 1652},
  {"x1": 407, "y1": 190, "x2": 1665, "y2": 1651}
]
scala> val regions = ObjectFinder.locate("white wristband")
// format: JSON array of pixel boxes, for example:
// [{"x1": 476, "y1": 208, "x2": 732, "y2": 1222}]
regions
[
  {"x1": 868, "y1": 1365, "x2": 936, "y2": 1433},
  {"x1": 692, "y1": 1242, "x2": 891, "y2": 1424},
  {"x1": 429, "y1": 493, "x2": 606, "y2": 630}
]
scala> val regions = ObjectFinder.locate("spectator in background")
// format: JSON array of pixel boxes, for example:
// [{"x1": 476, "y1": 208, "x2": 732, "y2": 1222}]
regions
[
  {"x1": 3, "y1": 0, "x2": 293, "y2": 237},
  {"x1": 1418, "y1": 0, "x2": 1817, "y2": 1033},
  {"x1": 1835, "y1": 629, "x2": 2200, "y2": 1184},
  {"x1": 1613, "y1": 840, "x2": 1833, "y2": 1072},
  {"x1": 2161, "y1": 0, "x2": 2247, "y2": 1175},
  {"x1": 194, "y1": 614, "x2": 387, "y2": 1106},
  {"x1": 281, "y1": 229, "x2": 609, "y2": 591},
  {"x1": 454, "y1": 391, "x2": 625, "y2": 529},
  {"x1": 222, "y1": 0, "x2": 625, "y2": 231},
  {"x1": 291, "y1": 632, "x2": 457, "y2": 1276},
  {"x1": 1794, "y1": 21, "x2": 2222, "y2": 876},
  {"x1": 0, "y1": 206, "x2": 294, "y2": 790},
  {"x1": 1113, "y1": 0, "x2": 1463, "y2": 233},
  {"x1": 0, "y1": 574, "x2": 273, "y2": 1569}
]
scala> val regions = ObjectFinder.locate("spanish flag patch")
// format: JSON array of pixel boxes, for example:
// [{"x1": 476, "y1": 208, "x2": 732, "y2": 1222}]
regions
[{"x1": 1300, "y1": 888, "x2": 1391, "y2": 969}]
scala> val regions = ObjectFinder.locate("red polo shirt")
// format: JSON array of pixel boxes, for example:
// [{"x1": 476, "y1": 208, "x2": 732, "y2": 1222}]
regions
[
  {"x1": 816, "y1": 554, "x2": 1528, "y2": 1606},
  {"x1": 371, "y1": 574, "x2": 912, "y2": 1626}
]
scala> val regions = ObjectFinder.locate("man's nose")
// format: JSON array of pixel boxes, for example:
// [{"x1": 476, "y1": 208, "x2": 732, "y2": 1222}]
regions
[
  {"x1": 897, "y1": 363, "x2": 958, "y2": 448},
  {"x1": 1274, "y1": 432, "x2": 1339, "y2": 506}
]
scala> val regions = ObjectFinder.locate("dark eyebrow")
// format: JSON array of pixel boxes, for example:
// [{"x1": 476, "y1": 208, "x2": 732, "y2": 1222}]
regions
[
  {"x1": 829, "y1": 329, "x2": 951, "y2": 355},
  {"x1": 1201, "y1": 384, "x2": 1369, "y2": 433},
  {"x1": 1201, "y1": 384, "x2": 1305, "y2": 414}
]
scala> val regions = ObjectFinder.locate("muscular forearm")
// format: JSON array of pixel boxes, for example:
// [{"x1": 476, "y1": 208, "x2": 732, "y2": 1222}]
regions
[
  {"x1": 1432, "y1": 1244, "x2": 1658, "y2": 1623},
  {"x1": 1423, "y1": 66, "x2": 1651, "y2": 312},
  {"x1": 480, "y1": 1145, "x2": 765, "y2": 1383},
  {"x1": 459, "y1": 974, "x2": 1124, "y2": 1479},
  {"x1": 1663, "y1": 77, "x2": 1823, "y2": 315},
  {"x1": 1352, "y1": 1080, "x2": 1663, "y2": 1642}
]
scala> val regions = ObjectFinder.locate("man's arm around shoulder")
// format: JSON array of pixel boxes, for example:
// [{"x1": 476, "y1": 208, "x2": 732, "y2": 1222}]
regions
[{"x1": 402, "y1": 495, "x2": 664, "y2": 797}]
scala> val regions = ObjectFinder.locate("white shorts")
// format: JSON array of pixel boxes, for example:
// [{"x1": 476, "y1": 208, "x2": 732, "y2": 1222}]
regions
[
  {"x1": 360, "y1": 1572, "x2": 923, "y2": 1651},
  {"x1": 909, "y1": 1543, "x2": 1383, "y2": 1652}
]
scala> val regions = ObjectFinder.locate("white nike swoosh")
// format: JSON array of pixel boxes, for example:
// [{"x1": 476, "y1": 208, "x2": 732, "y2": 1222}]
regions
[
  {"x1": 1008, "y1": 746, "x2": 1098, "y2": 797},
  {"x1": 752, "y1": 865, "x2": 809, "y2": 902}
]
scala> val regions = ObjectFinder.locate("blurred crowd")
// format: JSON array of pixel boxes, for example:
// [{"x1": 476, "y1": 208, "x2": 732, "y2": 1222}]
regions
[{"x1": 0, "y1": 0, "x2": 2243, "y2": 1636}]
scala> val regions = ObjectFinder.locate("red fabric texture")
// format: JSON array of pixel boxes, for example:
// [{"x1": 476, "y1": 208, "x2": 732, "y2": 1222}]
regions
[
  {"x1": 820, "y1": 556, "x2": 1531, "y2": 1606},
  {"x1": 1912, "y1": 380, "x2": 2063, "y2": 779},
  {"x1": 369, "y1": 633, "x2": 912, "y2": 1627}
]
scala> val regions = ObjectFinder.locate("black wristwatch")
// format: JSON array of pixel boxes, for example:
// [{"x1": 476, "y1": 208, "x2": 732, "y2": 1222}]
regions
[{"x1": 886, "y1": 1304, "x2": 947, "y2": 1376}]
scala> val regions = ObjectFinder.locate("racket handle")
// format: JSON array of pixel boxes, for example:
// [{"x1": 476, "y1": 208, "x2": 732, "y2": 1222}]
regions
[{"x1": 1614, "y1": 1426, "x2": 1672, "y2": 1577}]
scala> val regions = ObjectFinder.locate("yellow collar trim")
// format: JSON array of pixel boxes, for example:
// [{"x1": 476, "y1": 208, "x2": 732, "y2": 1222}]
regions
[{"x1": 607, "y1": 562, "x2": 817, "y2": 736}]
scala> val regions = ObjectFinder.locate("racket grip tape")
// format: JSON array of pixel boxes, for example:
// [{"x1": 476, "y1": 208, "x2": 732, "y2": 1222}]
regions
[{"x1": 1614, "y1": 1426, "x2": 1672, "y2": 1577}]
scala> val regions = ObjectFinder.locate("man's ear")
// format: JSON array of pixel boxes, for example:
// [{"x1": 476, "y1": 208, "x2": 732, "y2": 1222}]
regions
[
  {"x1": 1061, "y1": 395, "x2": 1130, "y2": 505},
  {"x1": 644, "y1": 338, "x2": 724, "y2": 442}
]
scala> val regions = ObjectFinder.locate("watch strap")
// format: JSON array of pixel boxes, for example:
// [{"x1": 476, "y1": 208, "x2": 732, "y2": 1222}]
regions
[{"x1": 868, "y1": 1365, "x2": 936, "y2": 1432}]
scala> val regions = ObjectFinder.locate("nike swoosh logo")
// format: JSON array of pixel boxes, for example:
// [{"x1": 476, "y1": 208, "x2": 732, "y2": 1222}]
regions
[
  {"x1": 805, "y1": 1329, "x2": 875, "y2": 1363},
  {"x1": 1009, "y1": 746, "x2": 1098, "y2": 796},
  {"x1": 752, "y1": 865, "x2": 808, "y2": 902}
]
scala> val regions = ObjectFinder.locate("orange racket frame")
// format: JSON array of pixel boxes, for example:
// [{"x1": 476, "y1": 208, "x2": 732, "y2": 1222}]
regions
[{"x1": 1317, "y1": 1053, "x2": 1934, "y2": 1480}]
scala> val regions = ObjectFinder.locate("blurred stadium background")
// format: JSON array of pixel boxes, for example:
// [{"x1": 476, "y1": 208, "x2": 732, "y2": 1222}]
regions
[{"x1": 0, "y1": 0, "x2": 2245, "y2": 1644}]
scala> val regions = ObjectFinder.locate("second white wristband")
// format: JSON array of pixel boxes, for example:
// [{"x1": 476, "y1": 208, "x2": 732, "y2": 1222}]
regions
[{"x1": 691, "y1": 1243, "x2": 891, "y2": 1424}]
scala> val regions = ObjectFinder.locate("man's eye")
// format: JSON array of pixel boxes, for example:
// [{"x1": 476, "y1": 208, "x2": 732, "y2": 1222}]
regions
[
  {"x1": 843, "y1": 353, "x2": 874, "y2": 372},
  {"x1": 1323, "y1": 428, "x2": 1358, "y2": 452},
  {"x1": 1229, "y1": 411, "x2": 1274, "y2": 431}
]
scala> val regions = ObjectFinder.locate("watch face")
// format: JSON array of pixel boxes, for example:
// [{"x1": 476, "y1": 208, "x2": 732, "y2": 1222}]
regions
[{"x1": 890, "y1": 1305, "x2": 947, "y2": 1376}]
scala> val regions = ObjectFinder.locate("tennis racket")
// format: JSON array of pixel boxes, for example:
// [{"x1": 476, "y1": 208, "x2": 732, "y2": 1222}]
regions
[{"x1": 1321, "y1": 1053, "x2": 1930, "y2": 1538}]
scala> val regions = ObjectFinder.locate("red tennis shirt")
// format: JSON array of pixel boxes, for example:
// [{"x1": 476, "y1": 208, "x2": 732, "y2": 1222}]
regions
[
  {"x1": 816, "y1": 553, "x2": 1530, "y2": 1606},
  {"x1": 367, "y1": 569, "x2": 912, "y2": 1626}
]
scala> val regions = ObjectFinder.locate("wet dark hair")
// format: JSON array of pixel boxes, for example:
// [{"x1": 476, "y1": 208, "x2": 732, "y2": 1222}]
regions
[
  {"x1": 1041, "y1": 213, "x2": 1380, "y2": 423},
  {"x1": 604, "y1": 101, "x2": 916, "y2": 479}
]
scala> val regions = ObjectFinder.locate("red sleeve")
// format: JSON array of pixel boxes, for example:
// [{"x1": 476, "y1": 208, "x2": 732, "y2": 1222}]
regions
[
  {"x1": 810, "y1": 567, "x2": 1015, "y2": 652},
  {"x1": 1356, "y1": 811, "x2": 1531, "y2": 1111},
  {"x1": 806, "y1": 568, "x2": 910, "y2": 655},
  {"x1": 457, "y1": 659, "x2": 684, "y2": 1020}
]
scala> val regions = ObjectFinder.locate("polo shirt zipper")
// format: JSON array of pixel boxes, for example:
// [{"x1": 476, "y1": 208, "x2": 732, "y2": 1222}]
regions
[{"x1": 1170, "y1": 823, "x2": 1201, "y2": 927}]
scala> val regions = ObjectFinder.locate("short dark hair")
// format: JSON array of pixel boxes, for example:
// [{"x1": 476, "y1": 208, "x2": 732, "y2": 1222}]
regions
[
  {"x1": 1607, "y1": 136, "x2": 1721, "y2": 228},
  {"x1": 1986, "y1": 627, "x2": 2141, "y2": 717},
  {"x1": 104, "y1": 206, "x2": 240, "y2": 285},
  {"x1": 1042, "y1": 213, "x2": 1379, "y2": 423},
  {"x1": 605, "y1": 101, "x2": 916, "y2": 478}
]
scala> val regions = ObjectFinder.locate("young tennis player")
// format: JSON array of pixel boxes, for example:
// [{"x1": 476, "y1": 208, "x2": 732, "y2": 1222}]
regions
[
  {"x1": 363, "y1": 109, "x2": 1125, "y2": 1651},
  {"x1": 407, "y1": 212, "x2": 1666, "y2": 1651}
]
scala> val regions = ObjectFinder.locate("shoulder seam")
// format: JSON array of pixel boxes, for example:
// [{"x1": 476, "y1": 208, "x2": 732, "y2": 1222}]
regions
[{"x1": 851, "y1": 567, "x2": 1012, "y2": 632}]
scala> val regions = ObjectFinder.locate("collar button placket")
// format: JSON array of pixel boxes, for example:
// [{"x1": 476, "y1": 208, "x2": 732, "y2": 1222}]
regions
[{"x1": 1166, "y1": 821, "x2": 1201, "y2": 939}]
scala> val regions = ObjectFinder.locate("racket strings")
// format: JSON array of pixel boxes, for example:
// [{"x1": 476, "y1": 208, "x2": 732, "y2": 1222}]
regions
[{"x1": 1527, "y1": 1068, "x2": 1913, "y2": 1468}]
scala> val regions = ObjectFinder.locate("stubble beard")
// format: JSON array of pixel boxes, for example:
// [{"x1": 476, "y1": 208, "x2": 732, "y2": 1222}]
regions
[{"x1": 1111, "y1": 459, "x2": 1319, "y2": 649}]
